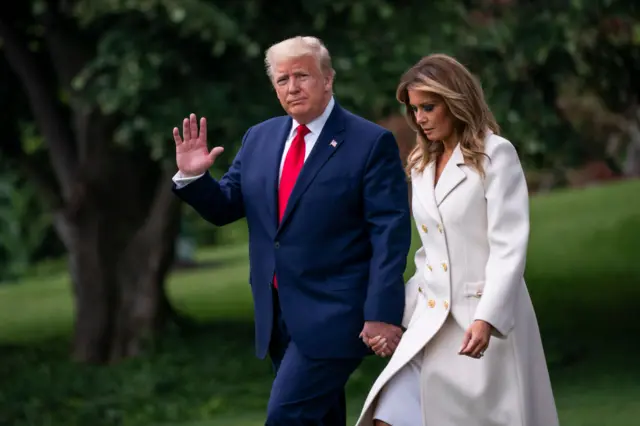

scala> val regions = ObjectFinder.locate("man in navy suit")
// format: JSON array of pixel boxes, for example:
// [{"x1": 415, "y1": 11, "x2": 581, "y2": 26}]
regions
[{"x1": 171, "y1": 36, "x2": 411, "y2": 426}]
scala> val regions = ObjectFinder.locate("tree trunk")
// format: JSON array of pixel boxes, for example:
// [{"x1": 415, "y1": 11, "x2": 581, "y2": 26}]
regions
[{"x1": 55, "y1": 165, "x2": 181, "y2": 364}]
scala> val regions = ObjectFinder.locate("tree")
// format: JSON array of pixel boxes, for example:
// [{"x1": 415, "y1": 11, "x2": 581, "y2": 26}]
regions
[
  {"x1": 0, "y1": 0, "x2": 278, "y2": 363},
  {"x1": 0, "y1": 0, "x2": 185, "y2": 363}
]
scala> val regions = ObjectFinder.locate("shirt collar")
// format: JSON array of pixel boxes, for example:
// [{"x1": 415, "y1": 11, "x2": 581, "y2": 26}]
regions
[{"x1": 290, "y1": 96, "x2": 335, "y2": 138}]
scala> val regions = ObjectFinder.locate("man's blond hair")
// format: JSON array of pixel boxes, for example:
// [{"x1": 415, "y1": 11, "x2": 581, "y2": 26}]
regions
[{"x1": 264, "y1": 36, "x2": 335, "y2": 79}]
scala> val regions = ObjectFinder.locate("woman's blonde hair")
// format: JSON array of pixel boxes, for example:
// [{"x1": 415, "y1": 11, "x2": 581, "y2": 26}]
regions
[{"x1": 396, "y1": 54, "x2": 499, "y2": 177}]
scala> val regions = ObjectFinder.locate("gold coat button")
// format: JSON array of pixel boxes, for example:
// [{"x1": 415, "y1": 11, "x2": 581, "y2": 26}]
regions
[
  {"x1": 428, "y1": 299, "x2": 436, "y2": 308},
  {"x1": 418, "y1": 287, "x2": 423, "y2": 293},
  {"x1": 427, "y1": 264, "x2": 433, "y2": 271},
  {"x1": 421, "y1": 224, "x2": 428, "y2": 233},
  {"x1": 443, "y1": 300, "x2": 449, "y2": 309},
  {"x1": 442, "y1": 262, "x2": 448, "y2": 272},
  {"x1": 437, "y1": 224, "x2": 443, "y2": 233}
]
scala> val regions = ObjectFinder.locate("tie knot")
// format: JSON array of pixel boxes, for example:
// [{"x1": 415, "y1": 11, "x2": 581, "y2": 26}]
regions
[{"x1": 296, "y1": 124, "x2": 310, "y2": 138}]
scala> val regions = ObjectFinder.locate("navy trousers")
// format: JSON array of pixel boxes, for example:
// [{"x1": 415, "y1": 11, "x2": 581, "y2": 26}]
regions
[{"x1": 266, "y1": 289, "x2": 363, "y2": 426}]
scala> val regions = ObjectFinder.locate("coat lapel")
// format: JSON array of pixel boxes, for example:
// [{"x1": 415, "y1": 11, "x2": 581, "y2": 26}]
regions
[
  {"x1": 265, "y1": 117, "x2": 293, "y2": 230},
  {"x1": 412, "y1": 164, "x2": 442, "y2": 223},
  {"x1": 434, "y1": 144, "x2": 466, "y2": 206},
  {"x1": 277, "y1": 105, "x2": 345, "y2": 233}
]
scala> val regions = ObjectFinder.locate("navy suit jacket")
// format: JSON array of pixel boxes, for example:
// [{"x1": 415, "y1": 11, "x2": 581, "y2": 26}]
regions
[{"x1": 173, "y1": 102, "x2": 412, "y2": 359}]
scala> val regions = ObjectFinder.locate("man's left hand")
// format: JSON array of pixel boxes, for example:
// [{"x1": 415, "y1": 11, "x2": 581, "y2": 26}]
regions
[{"x1": 359, "y1": 321, "x2": 403, "y2": 357}]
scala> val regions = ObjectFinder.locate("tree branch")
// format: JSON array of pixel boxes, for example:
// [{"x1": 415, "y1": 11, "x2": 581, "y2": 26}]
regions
[
  {"x1": 41, "y1": 1, "x2": 116, "y2": 170},
  {"x1": 0, "y1": 16, "x2": 78, "y2": 201},
  {"x1": 42, "y1": 0, "x2": 93, "y2": 89}
]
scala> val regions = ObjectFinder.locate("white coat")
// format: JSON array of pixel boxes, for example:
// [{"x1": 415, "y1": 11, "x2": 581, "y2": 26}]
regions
[{"x1": 355, "y1": 133, "x2": 559, "y2": 426}]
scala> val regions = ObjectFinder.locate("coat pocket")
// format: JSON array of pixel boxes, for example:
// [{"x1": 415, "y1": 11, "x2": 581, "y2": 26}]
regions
[{"x1": 463, "y1": 281, "x2": 485, "y2": 326}]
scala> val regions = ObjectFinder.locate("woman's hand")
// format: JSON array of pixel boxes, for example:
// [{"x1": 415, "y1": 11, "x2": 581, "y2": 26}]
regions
[
  {"x1": 363, "y1": 335, "x2": 396, "y2": 358},
  {"x1": 459, "y1": 320, "x2": 493, "y2": 359}
]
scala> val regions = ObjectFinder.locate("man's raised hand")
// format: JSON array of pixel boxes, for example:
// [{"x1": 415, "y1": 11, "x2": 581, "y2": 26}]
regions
[{"x1": 173, "y1": 113, "x2": 224, "y2": 177}]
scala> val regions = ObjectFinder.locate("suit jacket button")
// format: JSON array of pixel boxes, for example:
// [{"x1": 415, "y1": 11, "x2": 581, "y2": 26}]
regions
[
  {"x1": 421, "y1": 224, "x2": 428, "y2": 233},
  {"x1": 274, "y1": 241, "x2": 280, "y2": 249},
  {"x1": 427, "y1": 299, "x2": 436, "y2": 308}
]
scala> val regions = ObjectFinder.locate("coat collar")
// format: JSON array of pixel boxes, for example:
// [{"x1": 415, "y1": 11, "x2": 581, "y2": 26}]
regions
[
  {"x1": 411, "y1": 143, "x2": 467, "y2": 221},
  {"x1": 434, "y1": 143, "x2": 466, "y2": 206},
  {"x1": 288, "y1": 96, "x2": 335, "y2": 139}
]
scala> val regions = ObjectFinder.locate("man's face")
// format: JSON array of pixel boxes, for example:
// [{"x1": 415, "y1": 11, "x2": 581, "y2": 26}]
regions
[{"x1": 272, "y1": 55, "x2": 333, "y2": 124}]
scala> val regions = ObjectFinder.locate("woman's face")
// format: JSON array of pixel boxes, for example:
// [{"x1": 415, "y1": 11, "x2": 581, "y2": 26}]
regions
[{"x1": 407, "y1": 89, "x2": 456, "y2": 145}]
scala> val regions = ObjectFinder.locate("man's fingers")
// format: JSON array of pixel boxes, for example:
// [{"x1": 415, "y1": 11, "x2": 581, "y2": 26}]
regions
[
  {"x1": 183, "y1": 118, "x2": 190, "y2": 142},
  {"x1": 173, "y1": 127, "x2": 183, "y2": 145},
  {"x1": 391, "y1": 335, "x2": 401, "y2": 346},
  {"x1": 190, "y1": 113, "x2": 199, "y2": 141},
  {"x1": 359, "y1": 329, "x2": 371, "y2": 346},
  {"x1": 200, "y1": 117, "x2": 207, "y2": 145},
  {"x1": 208, "y1": 146, "x2": 224, "y2": 162}
]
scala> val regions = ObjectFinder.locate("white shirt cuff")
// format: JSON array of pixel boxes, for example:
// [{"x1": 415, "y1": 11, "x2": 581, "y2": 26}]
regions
[{"x1": 172, "y1": 170, "x2": 205, "y2": 189}]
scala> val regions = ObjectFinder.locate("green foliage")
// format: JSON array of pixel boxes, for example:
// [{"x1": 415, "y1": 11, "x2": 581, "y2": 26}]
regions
[
  {"x1": 1, "y1": 180, "x2": 639, "y2": 425},
  {"x1": 4, "y1": 1, "x2": 640, "y2": 268},
  {"x1": 456, "y1": 0, "x2": 640, "y2": 169},
  {"x1": 5, "y1": 0, "x2": 640, "y2": 192},
  {"x1": 0, "y1": 172, "x2": 52, "y2": 281}
]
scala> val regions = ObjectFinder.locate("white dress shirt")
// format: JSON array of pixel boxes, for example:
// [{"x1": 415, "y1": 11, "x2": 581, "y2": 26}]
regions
[{"x1": 172, "y1": 96, "x2": 335, "y2": 188}]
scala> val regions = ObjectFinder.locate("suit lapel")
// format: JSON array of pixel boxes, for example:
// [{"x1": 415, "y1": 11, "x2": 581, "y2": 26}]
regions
[
  {"x1": 277, "y1": 105, "x2": 346, "y2": 233},
  {"x1": 265, "y1": 117, "x2": 293, "y2": 230},
  {"x1": 434, "y1": 144, "x2": 466, "y2": 206}
]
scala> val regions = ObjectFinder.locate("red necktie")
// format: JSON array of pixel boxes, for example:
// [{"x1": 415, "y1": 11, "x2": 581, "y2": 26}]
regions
[{"x1": 273, "y1": 124, "x2": 310, "y2": 289}]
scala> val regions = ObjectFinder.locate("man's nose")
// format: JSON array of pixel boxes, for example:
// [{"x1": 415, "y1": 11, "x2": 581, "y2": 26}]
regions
[{"x1": 288, "y1": 77, "x2": 300, "y2": 92}]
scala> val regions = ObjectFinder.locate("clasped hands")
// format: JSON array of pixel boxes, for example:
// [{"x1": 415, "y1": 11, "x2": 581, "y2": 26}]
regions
[
  {"x1": 359, "y1": 321, "x2": 403, "y2": 358},
  {"x1": 360, "y1": 319, "x2": 493, "y2": 359}
]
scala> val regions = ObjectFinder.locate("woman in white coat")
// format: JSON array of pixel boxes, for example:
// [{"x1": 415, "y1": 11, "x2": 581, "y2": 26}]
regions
[{"x1": 355, "y1": 54, "x2": 559, "y2": 426}]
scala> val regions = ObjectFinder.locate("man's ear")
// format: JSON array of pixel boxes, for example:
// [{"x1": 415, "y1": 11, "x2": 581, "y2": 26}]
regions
[{"x1": 324, "y1": 72, "x2": 334, "y2": 92}]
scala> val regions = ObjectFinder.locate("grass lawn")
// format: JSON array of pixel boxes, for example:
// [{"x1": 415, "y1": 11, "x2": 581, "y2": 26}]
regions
[{"x1": 1, "y1": 179, "x2": 639, "y2": 426}]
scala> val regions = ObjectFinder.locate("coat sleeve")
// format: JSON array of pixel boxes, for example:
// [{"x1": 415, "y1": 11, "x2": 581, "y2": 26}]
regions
[
  {"x1": 362, "y1": 131, "x2": 412, "y2": 326},
  {"x1": 473, "y1": 137, "x2": 530, "y2": 337},
  {"x1": 172, "y1": 127, "x2": 251, "y2": 226}
]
